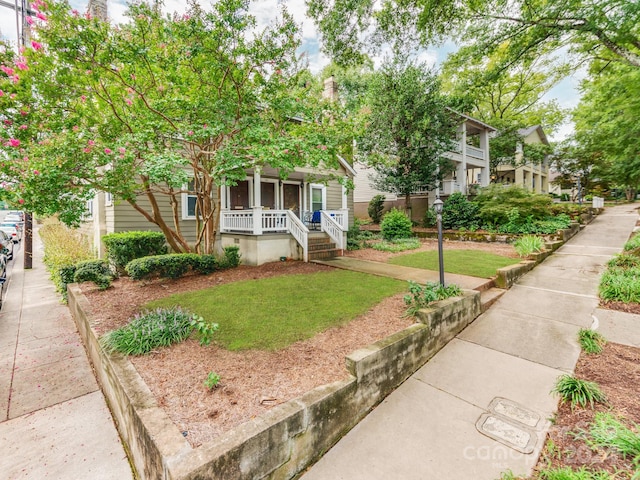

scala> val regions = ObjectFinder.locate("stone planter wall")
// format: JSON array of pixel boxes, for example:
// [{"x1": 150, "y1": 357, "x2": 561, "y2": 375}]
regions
[{"x1": 67, "y1": 286, "x2": 480, "y2": 480}]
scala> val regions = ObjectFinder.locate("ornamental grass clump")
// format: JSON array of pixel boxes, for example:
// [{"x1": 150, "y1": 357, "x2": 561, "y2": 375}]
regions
[
  {"x1": 577, "y1": 328, "x2": 606, "y2": 354},
  {"x1": 586, "y1": 412, "x2": 640, "y2": 464},
  {"x1": 513, "y1": 235, "x2": 545, "y2": 257},
  {"x1": 100, "y1": 307, "x2": 215, "y2": 356},
  {"x1": 372, "y1": 237, "x2": 420, "y2": 252},
  {"x1": 552, "y1": 374, "x2": 606, "y2": 409},
  {"x1": 404, "y1": 280, "x2": 462, "y2": 316}
]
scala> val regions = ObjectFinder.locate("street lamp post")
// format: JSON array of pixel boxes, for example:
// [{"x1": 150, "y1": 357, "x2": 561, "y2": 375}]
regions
[{"x1": 433, "y1": 198, "x2": 445, "y2": 286}]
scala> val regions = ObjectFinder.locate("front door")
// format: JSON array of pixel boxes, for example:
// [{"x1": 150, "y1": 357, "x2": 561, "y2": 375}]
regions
[
  {"x1": 283, "y1": 183, "x2": 300, "y2": 217},
  {"x1": 230, "y1": 181, "x2": 250, "y2": 210}
]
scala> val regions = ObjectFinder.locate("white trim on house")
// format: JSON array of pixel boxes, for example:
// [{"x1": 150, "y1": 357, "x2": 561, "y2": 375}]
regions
[
  {"x1": 309, "y1": 183, "x2": 326, "y2": 212},
  {"x1": 181, "y1": 179, "x2": 197, "y2": 220}
]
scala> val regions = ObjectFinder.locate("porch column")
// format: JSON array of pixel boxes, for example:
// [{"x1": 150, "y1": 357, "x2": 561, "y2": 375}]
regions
[
  {"x1": 341, "y1": 177, "x2": 349, "y2": 230},
  {"x1": 220, "y1": 177, "x2": 227, "y2": 210},
  {"x1": 480, "y1": 129, "x2": 490, "y2": 186},
  {"x1": 253, "y1": 168, "x2": 263, "y2": 234},
  {"x1": 457, "y1": 122, "x2": 467, "y2": 194}
]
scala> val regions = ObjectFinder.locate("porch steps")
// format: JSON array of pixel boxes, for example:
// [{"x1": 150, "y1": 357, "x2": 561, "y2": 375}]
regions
[{"x1": 308, "y1": 234, "x2": 341, "y2": 261}]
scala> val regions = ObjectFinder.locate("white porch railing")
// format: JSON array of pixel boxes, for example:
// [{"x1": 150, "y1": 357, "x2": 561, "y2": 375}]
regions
[
  {"x1": 320, "y1": 211, "x2": 344, "y2": 251},
  {"x1": 442, "y1": 180, "x2": 462, "y2": 195},
  {"x1": 221, "y1": 208, "x2": 349, "y2": 262},
  {"x1": 466, "y1": 145, "x2": 484, "y2": 159}
]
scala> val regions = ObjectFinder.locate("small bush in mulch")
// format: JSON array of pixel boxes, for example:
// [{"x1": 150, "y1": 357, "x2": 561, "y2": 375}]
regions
[{"x1": 380, "y1": 208, "x2": 413, "y2": 240}]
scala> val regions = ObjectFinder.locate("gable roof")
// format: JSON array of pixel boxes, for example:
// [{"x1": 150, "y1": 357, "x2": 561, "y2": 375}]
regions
[{"x1": 517, "y1": 125, "x2": 549, "y2": 145}]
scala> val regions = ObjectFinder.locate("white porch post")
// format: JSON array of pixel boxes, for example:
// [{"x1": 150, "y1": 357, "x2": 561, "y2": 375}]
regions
[
  {"x1": 341, "y1": 177, "x2": 349, "y2": 230},
  {"x1": 457, "y1": 122, "x2": 467, "y2": 194},
  {"x1": 220, "y1": 177, "x2": 227, "y2": 210},
  {"x1": 480, "y1": 129, "x2": 490, "y2": 186},
  {"x1": 252, "y1": 168, "x2": 263, "y2": 234}
]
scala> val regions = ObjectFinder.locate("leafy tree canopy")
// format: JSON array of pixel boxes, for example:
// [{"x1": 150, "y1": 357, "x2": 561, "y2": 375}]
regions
[{"x1": 0, "y1": 0, "x2": 352, "y2": 253}]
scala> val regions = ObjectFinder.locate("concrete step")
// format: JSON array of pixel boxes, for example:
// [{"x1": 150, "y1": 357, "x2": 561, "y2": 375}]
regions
[
  {"x1": 479, "y1": 287, "x2": 506, "y2": 312},
  {"x1": 309, "y1": 249, "x2": 340, "y2": 260}
]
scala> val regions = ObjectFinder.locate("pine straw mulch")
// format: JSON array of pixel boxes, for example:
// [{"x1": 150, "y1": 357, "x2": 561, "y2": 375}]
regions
[{"x1": 526, "y1": 342, "x2": 640, "y2": 478}]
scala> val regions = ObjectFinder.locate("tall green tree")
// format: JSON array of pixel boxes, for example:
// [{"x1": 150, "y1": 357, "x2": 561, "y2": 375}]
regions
[
  {"x1": 573, "y1": 62, "x2": 640, "y2": 200},
  {"x1": 356, "y1": 59, "x2": 455, "y2": 213},
  {"x1": 0, "y1": 0, "x2": 351, "y2": 253},
  {"x1": 307, "y1": 0, "x2": 640, "y2": 71}
]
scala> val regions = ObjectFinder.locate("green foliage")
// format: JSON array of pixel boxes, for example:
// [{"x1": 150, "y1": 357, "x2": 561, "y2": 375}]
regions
[
  {"x1": 441, "y1": 192, "x2": 480, "y2": 230},
  {"x1": 403, "y1": 281, "x2": 463, "y2": 316},
  {"x1": 368, "y1": 194, "x2": 386, "y2": 224},
  {"x1": 347, "y1": 218, "x2": 379, "y2": 250},
  {"x1": 608, "y1": 254, "x2": 640, "y2": 269},
  {"x1": 599, "y1": 267, "x2": 640, "y2": 304},
  {"x1": 103, "y1": 231, "x2": 168, "y2": 274},
  {"x1": 536, "y1": 466, "x2": 616, "y2": 480},
  {"x1": 624, "y1": 234, "x2": 640, "y2": 252},
  {"x1": 39, "y1": 219, "x2": 95, "y2": 299},
  {"x1": 73, "y1": 260, "x2": 113, "y2": 290},
  {"x1": 380, "y1": 208, "x2": 413, "y2": 240},
  {"x1": 585, "y1": 412, "x2": 640, "y2": 463},
  {"x1": 372, "y1": 238, "x2": 421, "y2": 252},
  {"x1": 513, "y1": 235, "x2": 545, "y2": 257},
  {"x1": 100, "y1": 307, "x2": 199, "y2": 356},
  {"x1": 219, "y1": 245, "x2": 241, "y2": 269},
  {"x1": 552, "y1": 375, "x2": 606, "y2": 410},
  {"x1": 145, "y1": 270, "x2": 405, "y2": 351},
  {"x1": 390, "y1": 249, "x2": 519, "y2": 279},
  {"x1": 204, "y1": 372, "x2": 221, "y2": 390},
  {"x1": 358, "y1": 59, "x2": 456, "y2": 209},
  {"x1": 190, "y1": 316, "x2": 219, "y2": 347},
  {"x1": 423, "y1": 207, "x2": 437, "y2": 228},
  {"x1": 577, "y1": 329, "x2": 606, "y2": 354}
]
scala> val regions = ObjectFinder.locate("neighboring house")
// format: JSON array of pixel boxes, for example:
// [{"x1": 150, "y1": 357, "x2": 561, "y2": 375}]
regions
[
  {"x1": 494, "y1": 125, "x2": 550, "y2": 194},
  {"x1": 353, "y1": 111, "x2": 496, "y2": 223}
]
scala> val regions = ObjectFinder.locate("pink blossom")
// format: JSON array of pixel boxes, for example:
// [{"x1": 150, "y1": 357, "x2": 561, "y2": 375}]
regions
[
  {"x1": 125, "y1": 98, "x2": 132, "y2": 105},
  {"x1": 187, "y1": 130, "x2": 194, "y2": 136},
  {"x1": 16, "y1": 61, "x2": 28, "y2": 71},
  {"x1": 0, "y1": 90, "x2": 3, "y2": 97},
  {"x1": 9, "y1": 93, "x2": 16, "y2": 99},
  {"x1": 1, "y1": 65, "x2": 14, "y2": 76},
  {"x1": 31, "y1": 41, "x2": 43, "y2": 51},
  {"x1": 19, "y1": 124, "x2": 28, "y2": 130},
  {"x1": 80, "y1": 95, "x2": 87, "y2": 102},
  {"x1": 72, "y1": 9, "x2": 79, "y2": 16},
  {"x1": 127, "y1": 87, "x2": 134, "y2": 94},
  {"x1": 11, "y1": 75, "x2": 19, "y2": 84},
  {"x1": 33, "y1": 170, "x2": 39, "y2": 175},
  {"x1": 203, "y1": 124, "x2": 208, "y2": 128},
  {"x1": 118, "y1": 147, "x2": 126, "y2": 154},
  {"x1": 20, "y1": 110, "x2": 28, "y2": 116},
  {"x1": 72, "y1": 125, "x2": 79, "y2": 131},
  {"x1": 104, "y1": 148, "x2": 112, "y2": 154},
  {"x1": 26, "y1": 16, "x2": 34, "y2": 25},
  {"x1": 83, "y1": 147, "x2": 91, "y2": 153},
  {"x1": 317, "y1": 144, "x2": 327, "y2": 151},
  {"x1": 3, "y1": 120, "x2": 12, "y2": 125},
  {"x1": 18, "y1": 199, "x2": 24, "y2": 204},
  {"x1": 88, "y1": 140, "x2": 95, "y2": 146},
  {"x1": 283, "y1": 149, "x2": 289, "y2": 154},
  {"x1": 84, "y1": 12, "x2": 92, "y2": 20},
  {"x1": 36, "y1": 12, "x2": 47, "y2": 21},
  {"x1": 8, "y1": 138, "x2": 20, "y2": 147}
]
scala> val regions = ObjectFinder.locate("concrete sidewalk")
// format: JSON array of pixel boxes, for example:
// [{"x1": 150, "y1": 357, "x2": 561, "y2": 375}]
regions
[
  {"x1": 302, "y1": 204, "x2": 639, "y2": 480},
  {"x1": 0, "y1": 228, "x2": 133, "y2": 479}
]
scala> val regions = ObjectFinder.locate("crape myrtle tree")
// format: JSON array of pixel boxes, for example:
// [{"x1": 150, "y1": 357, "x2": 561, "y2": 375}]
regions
[
  {"x1": 356, "y1": 58, "x2": 456, "y2": 214},
  {"x1": 0, "y1": 0, "x2": 352, "y2": 254}
]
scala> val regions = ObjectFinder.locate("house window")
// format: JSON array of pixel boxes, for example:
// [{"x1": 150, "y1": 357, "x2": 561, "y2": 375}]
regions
[
  {"x1": 105, "y1": 192, "x2": 113, "y2": 207},
  {"x1": 84, "y1": 198, "x2": 94, "y2": 220},
  {"x1": 182, "y1": 179, "x2": 197, "y2": 219},
  {"x1": 310, "y1": 184, "x2": 326, "y2": 212}
]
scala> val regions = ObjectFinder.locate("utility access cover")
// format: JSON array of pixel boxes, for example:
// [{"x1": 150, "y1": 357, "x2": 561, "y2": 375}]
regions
[{"x1": 475, "y1": 398, "x2": 542, "y2": 454}]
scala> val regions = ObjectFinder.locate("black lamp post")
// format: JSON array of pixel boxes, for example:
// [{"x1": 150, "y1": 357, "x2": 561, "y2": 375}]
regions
[{"x1": 433, "y1": 198, "x2": 445, "y2": 286}]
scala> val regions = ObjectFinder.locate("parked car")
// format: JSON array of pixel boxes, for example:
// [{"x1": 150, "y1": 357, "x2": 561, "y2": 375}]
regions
[
  {"x1": 0, "y1": 230, "x2": 14, "y2": 260},
  {"x1": 4, "y1": 214, "x2": 24, "y2": 226},
  {"x1": 0, "y1": 250, "x2": 6, "y2": 310},
  {"x1": 1, "y1": 220, "x2": 23, "y2": 234},
  {"x1": 0, "y1": 225, "x2": 21, "y2": 243},
  {"x1": 7, "y1": 210, "x2": 24, "y2": 221}
]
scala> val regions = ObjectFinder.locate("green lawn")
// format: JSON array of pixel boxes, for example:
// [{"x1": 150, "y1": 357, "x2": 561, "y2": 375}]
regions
[
  {"x1": 145, "y1": 270, "x2": 406, "y2": 351},
  {"x1": 389, "y1": 250, "x2": 520, "y2": 278}
]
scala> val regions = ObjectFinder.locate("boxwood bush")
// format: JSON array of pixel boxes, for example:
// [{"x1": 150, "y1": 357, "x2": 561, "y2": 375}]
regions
[
  {"x1": 73, "y1": 260, "x2": 114, "y2": 290},
  {"x1": 126, "y1": 246, "x2": 241, "y2": 280},
  {"x1": 103, "y1": 231, "x2": 168, "y2": 274},
  {"x1": 380, "y1": 208, "x2": 413, "y2": 240}
]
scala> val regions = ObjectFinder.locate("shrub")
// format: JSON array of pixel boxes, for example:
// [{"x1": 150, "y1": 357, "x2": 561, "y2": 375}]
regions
[
  {"x1": 552, "y1": 374, "x2": 606, "y2": 409},
  {"x1": 475, "y1": 184, "x2": 554, "y2": 227},
  {"x1": 423, "y1": 207, "x2": 436, "y2": 228},
  {"x1": 599, "y1": 267, "x2": 640, "y2": 303},
  {"x1": 403, "y1": 280, "x2": 463, "y2": 316},
  {"x1": 219, "y1": 245, "x2": 241, "y2": 268},
  {"x1": 578, "y1": 328, "x2": 606, "y2": 354},
  {"x1": 194, "y1": 254, "x2": 219, "y2": 275},
  {"x1": 624, "y1": 233, "x2": 640, "y2": 252},
  {"x1": 372, "y1": 237, "x2": 421, "y2": 252},
  {"x1": 204, "y1": 372, "x2": 221, "y2": 390},
  {"x1": 368, "y1": 194, "x2": 386, "y2": 224},
  {"x1": 380, "y1": 208, "x2": 413, "y2": 240},
  {"x1": 103, "y1": 231, "x2": 168, "y2": 274},
  {"x1": 39, "y1": 219, "x2": 95, "y2": 299},
  {"x1": 100, "y1": 307, "x2": 201, "y2": 355},
  {"x1": 441, "y1": 192, "x2": 480, "y2": 230},
  {"x1": 608, "y1": 254, "x2": 640, "y2": 269},
  {"x1": 73, "y1": 259, "x2": 113, "y2": 290},
  {"x1": 513, "y1": 235, "x2": 545, "y2": 257},
  {"x1": 126, "y1": 253, "x2": 200, "y2": 280}
]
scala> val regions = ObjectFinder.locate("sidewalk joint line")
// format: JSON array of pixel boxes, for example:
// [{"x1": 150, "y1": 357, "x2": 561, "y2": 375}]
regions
[{"x1": 512, "y1": 284, "x2": 599, "y2": 299}]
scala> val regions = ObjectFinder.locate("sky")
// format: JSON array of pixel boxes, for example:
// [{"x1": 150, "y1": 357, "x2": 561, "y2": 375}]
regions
[{"x1": 0, "y1": 0, "x2": 579, "y2": 140}]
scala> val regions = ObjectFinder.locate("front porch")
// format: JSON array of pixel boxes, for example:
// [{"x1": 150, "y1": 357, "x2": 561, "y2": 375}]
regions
[{"x1": 217, "y1": 167, "x2": 350, "y2": 265}]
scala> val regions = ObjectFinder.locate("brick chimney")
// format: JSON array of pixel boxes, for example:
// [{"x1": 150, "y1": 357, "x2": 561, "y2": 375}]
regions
[{"x1": 323, "y1": 76, "x2": 338, "y2": 102}]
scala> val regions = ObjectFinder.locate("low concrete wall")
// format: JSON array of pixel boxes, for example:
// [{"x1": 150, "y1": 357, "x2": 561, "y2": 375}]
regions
[{"x1": 68, "y1": 286, "x2": 480, "y2": 480}]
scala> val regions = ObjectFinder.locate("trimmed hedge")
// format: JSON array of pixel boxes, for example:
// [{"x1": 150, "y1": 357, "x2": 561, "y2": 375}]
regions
[
  {"x1": 380, "y1": 208, "x2": 413, "y2": 240},
  {"x1": 73, "y1": 260, "x2": 113, "y2": 290},
  {"x1": 126, "y1": 246, "x2": 241, "y2": 280},
  {"x1": 103, "y1": 231, "x2": 168, "y2": 273}
]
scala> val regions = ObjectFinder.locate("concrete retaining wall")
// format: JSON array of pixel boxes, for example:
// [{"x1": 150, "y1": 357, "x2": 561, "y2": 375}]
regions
[{"x1": 67, "y1": 286, "x2": 480, "y2": 480}]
